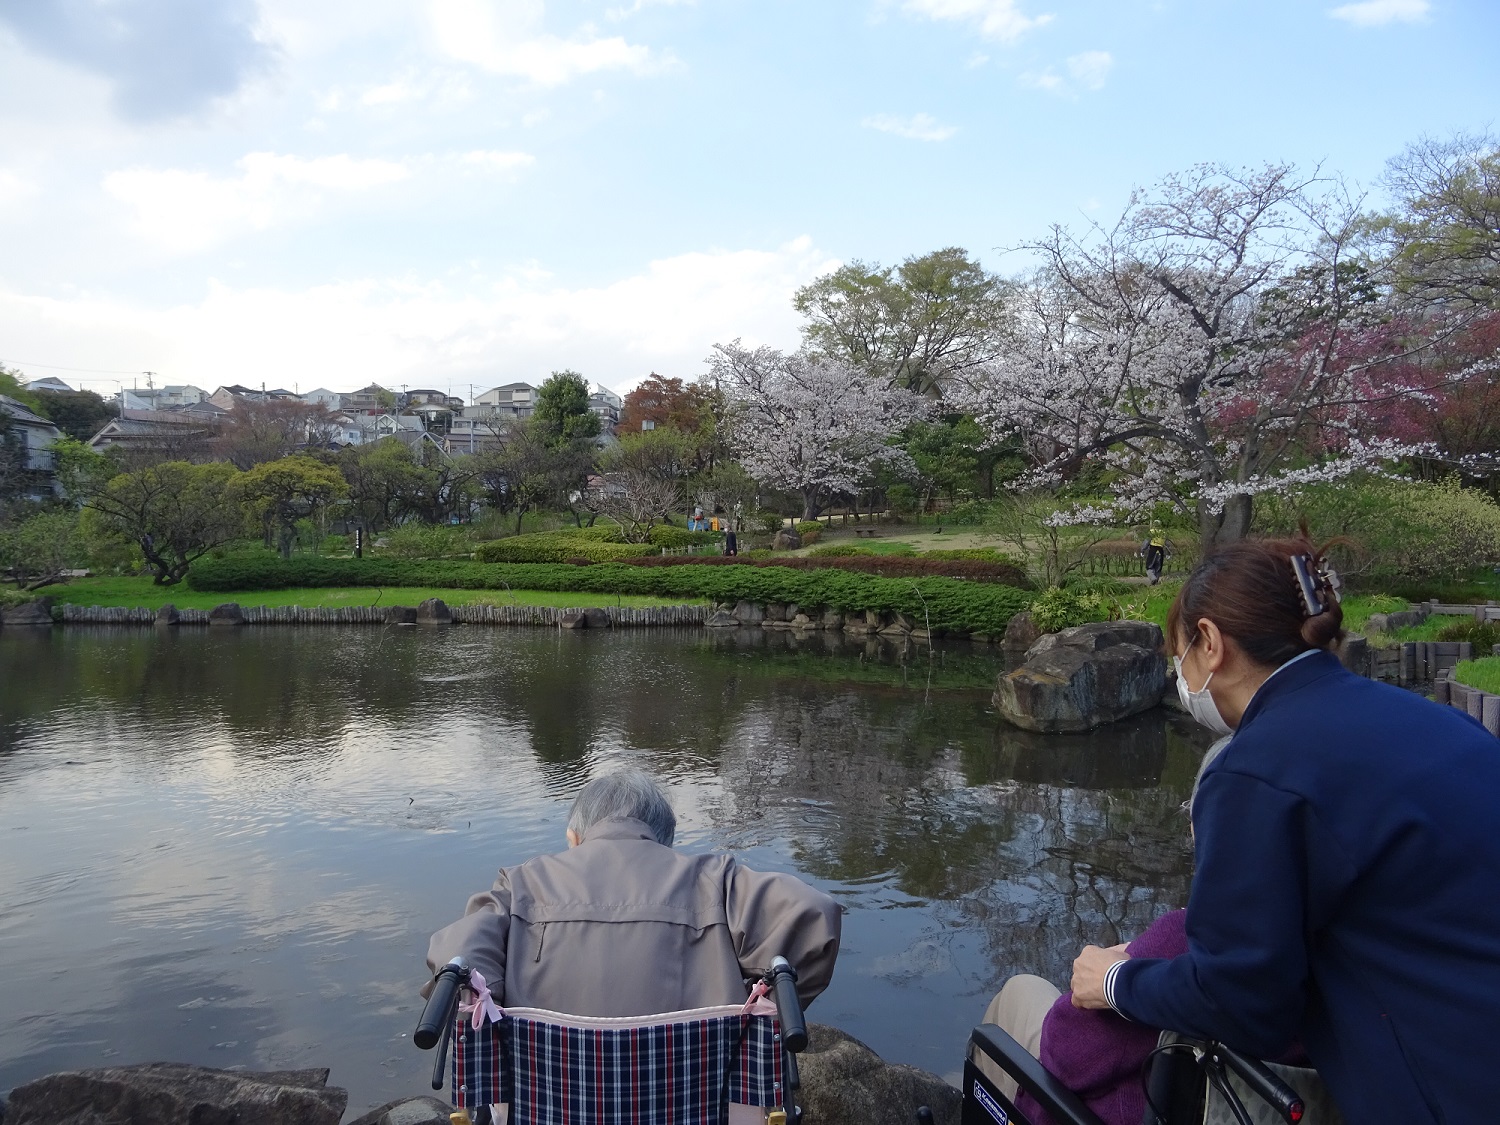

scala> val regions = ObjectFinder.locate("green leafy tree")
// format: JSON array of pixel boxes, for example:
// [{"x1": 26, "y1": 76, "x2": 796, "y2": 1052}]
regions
[
  {"x1": 0, "y1": 365, "x2": 42, "y2": 410},
  {"x1": 476, "y1": 420, "x2": 560, "y2": 534},
  {"x1": 532, "y1": 370, "x2": 602, "y2": 445},
  {"x1": 0, "y1": 509, "x2": 86, "y2": 590},
  {"x1": 338, "y1": 438, "x2": 428, "y2": 531},
  {"x1": 33, "y1": 389, "x2": 116, "y2": 442},
  {"x1": 794, "y1": 247, "x2": 1009, "y2": 395},
  {"x1": 230, "y1": 455, "x2": 350, "y2": 559},
  {"x1": 80, "y1": 460, "x2": 242, "y2": 584}
]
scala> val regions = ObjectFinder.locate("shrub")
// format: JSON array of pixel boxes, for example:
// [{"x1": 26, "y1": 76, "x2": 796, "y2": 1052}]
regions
[
  {"x1": 807, "y1": 544, "x2": 874, "y2": 558},
  {"x1": 756, "y1": 513, "x2": 786, "y2": 536},
  {"x1": 947, "y1": 499, "x2": 992, "y2": 526},
  {"x1": 1435, "y1": 618, "x2": 1500, "y2": 650},
  {"x1": 1029, "y1": 585, "x2": 1114, "y2": 634},
  {"x1": 797, "y1": 522, "x2": 823, "y2": 545},
  {"x1": 1259, "y1": 476, "x2": 1500, "y2": 587},
  {"x1": 647, "y1": 525, "x2": 720, "y2": 548},
  {"x1": 919, "y1": 548, "x2": 1019, "y2": 563},
  {"x1": 474, "y1": 530, "x2": 649, "y2": 564},
  {"x1": 886, "y1": 484, "x2": 919, "y2": 520},
  {"x1": 615, "y1": 553, "x2": 1031, "y2": 586},
  {"x1": 185, "y1": 556, "x2": 1033, "y2": 634},
  {"x1": 380, "y1": 524, "x2": 475, "y2": 559}
]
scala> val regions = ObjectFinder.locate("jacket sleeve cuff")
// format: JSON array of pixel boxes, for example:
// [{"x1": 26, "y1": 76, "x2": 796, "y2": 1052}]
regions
[{"x1": 1103, "y1": 958, "x2": 1133, "y2": 1021}]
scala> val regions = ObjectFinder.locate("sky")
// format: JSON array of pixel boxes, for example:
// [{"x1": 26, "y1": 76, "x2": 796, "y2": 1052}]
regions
[{"x1": 0, "y1": 0, "x2": 1496, "y2": 401}]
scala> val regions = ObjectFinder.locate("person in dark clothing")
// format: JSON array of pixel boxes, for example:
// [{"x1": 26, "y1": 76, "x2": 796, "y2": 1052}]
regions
[
  {"x1": 1071, "y1": 535, "x2": 1500, "y2": 1125},
  {"x1": 724, "y1": 529, "x2": 738, "y2": 556}
]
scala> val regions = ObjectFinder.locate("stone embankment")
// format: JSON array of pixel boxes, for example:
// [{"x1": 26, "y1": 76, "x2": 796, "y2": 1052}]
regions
[
  {"x1": 0, "y1": 1024, "x2": 961, "y2": 1125},
  {"x1": 995, "y1": 620, "x2": 1166, "y2": 733},
  {"x1": 14, "y1": 598, "x2": 1004, "y2": 641}
]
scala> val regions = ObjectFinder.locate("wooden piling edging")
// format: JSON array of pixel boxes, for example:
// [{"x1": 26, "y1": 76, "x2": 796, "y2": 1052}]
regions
[{"x1": 54, "y1": 600, "x2": 710, "y2": 629}]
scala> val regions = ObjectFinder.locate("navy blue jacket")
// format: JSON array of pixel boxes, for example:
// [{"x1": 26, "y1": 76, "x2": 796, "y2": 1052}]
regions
[{"x1": 1114, "y1": 651, "x2": 1500, "y2": 1124}]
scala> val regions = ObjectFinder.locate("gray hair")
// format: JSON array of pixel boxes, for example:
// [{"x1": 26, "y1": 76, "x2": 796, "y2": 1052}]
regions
[
  {"x1": 567, "y1": 769, "x2": 677, "y2": 846},
  {"x1": 1185, "y1": 735, "x2": 1234, "y2": 816}
]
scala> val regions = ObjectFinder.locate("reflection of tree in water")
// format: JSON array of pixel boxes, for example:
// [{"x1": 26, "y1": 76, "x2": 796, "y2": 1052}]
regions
[{"x1": 707, "y1": 684, "x2": 1203, "y2": 988}]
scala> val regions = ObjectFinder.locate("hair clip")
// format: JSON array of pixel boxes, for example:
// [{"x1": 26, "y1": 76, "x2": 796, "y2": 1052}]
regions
[{"x1": 1291, "y1": 554, "x2": 1341, "y2": 617}]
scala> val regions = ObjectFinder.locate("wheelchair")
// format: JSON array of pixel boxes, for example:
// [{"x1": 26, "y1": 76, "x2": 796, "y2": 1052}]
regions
[
  {"x1": 923, "y1": 1021, "x2": 1342, "y2": 1125},
  {"x1": 415, "y1": 955, "x2": 810, "y2": 1125}
]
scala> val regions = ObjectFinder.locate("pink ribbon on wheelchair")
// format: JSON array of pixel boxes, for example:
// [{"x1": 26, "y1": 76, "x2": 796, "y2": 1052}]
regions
[
  {"x1": 460, "y1": 969, "x2": 504, "y2": 1029},
  {"x1": 741, "y1": 979, "x2": 775, "y2": 1016}
]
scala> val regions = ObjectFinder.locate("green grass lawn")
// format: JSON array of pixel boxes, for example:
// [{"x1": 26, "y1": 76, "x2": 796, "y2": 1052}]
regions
[
  {"x1": 1452, "y1": 656, "x2": 1500, "y2": 694},
  {"x1": 45, "y1": 576, "x2": 707, "y2": 611}
]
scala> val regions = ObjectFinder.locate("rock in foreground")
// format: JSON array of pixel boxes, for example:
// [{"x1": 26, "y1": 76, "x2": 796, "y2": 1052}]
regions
[
  {"x1": 797, "y1": 1024, "x2": 960, "y2": 1125},
  {"x1": 2, "y1": 1063, "x2": 347, "y2": 1125},
  {"x1": 995, "y1": 620, "x2": 1166, "y2": 733}
]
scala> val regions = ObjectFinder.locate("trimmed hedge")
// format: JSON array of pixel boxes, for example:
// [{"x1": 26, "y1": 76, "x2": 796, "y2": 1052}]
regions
[
  {"x1": 475, "y1": 530, "x2": 651, "y2": 564},
  {"x1": 618, "y1": 553, "x2": 1030, "y2": 587},
  {"x1": 647, "y1": 525, "x2": 721, "y2": 548},
  {"x1": 185, "y1": 556, "x2": 1032, "y2": 634}
]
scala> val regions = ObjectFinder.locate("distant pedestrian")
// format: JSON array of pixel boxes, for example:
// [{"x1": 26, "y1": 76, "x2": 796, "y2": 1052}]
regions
[
  {"x1": 724, "y1": 529, "x2": 738, "y2": 556},
  {"x1": 1141, "y1": 527, "x2": 1167, "y2": 585}
]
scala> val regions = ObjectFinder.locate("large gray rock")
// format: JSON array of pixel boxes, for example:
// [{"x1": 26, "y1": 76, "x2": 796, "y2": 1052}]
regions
[
  {"x1": 385, "y1": 605, "x2": 418, "y2": 624},
  {"x1": 732, "y1": 600, "x2": 765, "y2": 625},
  {"x1": 559, "y1": 609, "x2": 588, "y2": 629},
  {"x1": 207, "y1": 602, "x2": 244, "y2": 626},
  {"x1": 995, "y1": 620, "x2": 1166, "y2": 733},
  {"x1": 706, "y1": 610, "x2": 740, "y2": 628},
  {"x1": 346, "y1": 1095, "x2": 453, "y2": 1125},
  {"x1": 154, "y1": 604, "x2": 180, "y2": 627},
  {"x1": 583, "y1": 607, "x2": 612, "y2": 629},
  {"x1": 2, "y1": 1063, "x2": 346, "y2": 1125},
  {"x1": 1001, "y1": 609, "x2": 1041, "y2": 653},
  {"x1": 796, "y1": 1024, "x2": 960, "y2": 1125},
  {"x1": 771, "y1": 531, "x2": 802, "y2": 551},
  {"x1": 415, "y1": 597, "x2": 452, "y2": 624},
  {"x1": 2, "y1": 597, "x2": 55, "y2": 626}
]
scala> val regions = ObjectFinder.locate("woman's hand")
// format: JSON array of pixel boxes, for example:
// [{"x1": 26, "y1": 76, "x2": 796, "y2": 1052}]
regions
[{"x1": 1071, "y1": 943, "x2": 1130, "y2": 1009}]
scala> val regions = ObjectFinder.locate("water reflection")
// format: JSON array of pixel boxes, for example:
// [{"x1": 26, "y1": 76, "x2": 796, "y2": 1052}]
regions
[{"x1": 0, "y1": 625, "x2": 1205, "y2": 1113}]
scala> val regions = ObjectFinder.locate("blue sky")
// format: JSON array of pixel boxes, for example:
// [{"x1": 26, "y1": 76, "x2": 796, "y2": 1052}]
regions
[{"x1": 0, "y1": 0, "x2": 1495, "y2": 399}]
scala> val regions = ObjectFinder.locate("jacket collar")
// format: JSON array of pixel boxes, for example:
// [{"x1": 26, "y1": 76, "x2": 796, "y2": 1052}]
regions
[
  {"x1": 1237, "y1": 649, "x2": 1343, "y2": 731},
  {"x1": 578, "y1": 817, "x2": 664, "y2": 845}
]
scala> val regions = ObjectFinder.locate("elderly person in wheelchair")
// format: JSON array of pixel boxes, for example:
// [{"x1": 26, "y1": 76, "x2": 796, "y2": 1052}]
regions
[{"x1": 420, "y1": 768, "x2": 840, "y2": 1124}]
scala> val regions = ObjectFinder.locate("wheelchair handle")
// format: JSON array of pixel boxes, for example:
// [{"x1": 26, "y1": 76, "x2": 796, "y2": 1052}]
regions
[
  {"x1": 767, "y1": 956, "x2": 808, "y2": 1054},
  {"x1": 415, "y1": 959, "x2": 468, "y2": 1051},
  {"x1": 1210, "y1": 1043, "x2": 1305, "y2": 1125}
]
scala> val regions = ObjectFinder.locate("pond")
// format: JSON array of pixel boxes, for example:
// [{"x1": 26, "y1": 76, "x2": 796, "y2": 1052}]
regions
[{"x1": 0, "y1": 624, "x2": 1207, "y2": 1118}]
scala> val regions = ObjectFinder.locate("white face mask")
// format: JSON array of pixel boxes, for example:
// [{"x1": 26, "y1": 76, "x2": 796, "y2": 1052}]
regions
[{"x1": 1175, "y1": 641, "x2": 1233, "y2": 736}]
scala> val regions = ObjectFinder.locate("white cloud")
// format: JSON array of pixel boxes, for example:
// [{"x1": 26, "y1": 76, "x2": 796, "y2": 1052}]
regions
[
  {"x1": 606, "y1": 0, "x2": 696, "y2": 20},
  {"x1": 899, "y1": 0, "x2": 1053, "y2": 43},
  {"x1": 1065, "y1": 50, "x2": 1112, "y2": 90},
  {"x1": 103, "y1": 150, "x2": 530, "y2": 254},
  {"x1": 1020, "y1": 50, "x2": 1112, "y2": 97},
  {"x1": 862, "y1": 113, "x2": 958, "y2": 142},
  {"x1": 429, "y1": 0, "x2": 659, "y2": 86},
  {"x1": 0, "y1": 169, "x2": 39, "y2": 208},
  {"x1": 1328, "y1": 0, "x2": 1430, "y2": 26},
  {"x1": 0, "y1": 239, "x2": 836, "y2": 393}
]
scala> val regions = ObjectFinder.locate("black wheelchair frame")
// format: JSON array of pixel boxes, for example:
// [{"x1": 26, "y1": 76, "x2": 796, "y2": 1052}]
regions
[{"x1": 922, "y1": 1022, "x2": 1305, "y2": 1125}]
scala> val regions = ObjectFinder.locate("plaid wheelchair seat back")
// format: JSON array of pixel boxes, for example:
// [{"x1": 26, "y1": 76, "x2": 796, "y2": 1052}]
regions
[{"x1": 452, "y1": 1005, "x2": 786, "y2": 1125}]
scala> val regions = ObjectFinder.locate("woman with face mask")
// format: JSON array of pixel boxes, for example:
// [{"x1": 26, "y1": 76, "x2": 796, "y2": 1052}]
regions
[{"x1": 1069, "y1": 534, "x2": 1500, "y2": 1125}]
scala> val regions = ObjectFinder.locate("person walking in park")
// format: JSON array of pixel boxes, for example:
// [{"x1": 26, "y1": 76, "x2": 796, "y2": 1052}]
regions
[
  {"x1": 1140, "y1": 526, "x2": 1167, "y2": 585},
  {"x1": 1070, "y1": 534, "x2": 1500, "y2": 1124}
]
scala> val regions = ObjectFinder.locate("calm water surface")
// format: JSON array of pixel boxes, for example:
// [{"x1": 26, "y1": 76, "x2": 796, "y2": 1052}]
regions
[{"x1": 0, "y1": 625, "x2": 1205, "y2": 1118}]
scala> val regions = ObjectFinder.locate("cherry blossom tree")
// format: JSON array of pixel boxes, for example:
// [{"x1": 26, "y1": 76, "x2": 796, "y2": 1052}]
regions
[
  {"x1": 959, "y1": 163, "x2": 1443, "y2": 548},
  {"x1": 709, "y1": 341, "x2": 924, "y2": 519}
]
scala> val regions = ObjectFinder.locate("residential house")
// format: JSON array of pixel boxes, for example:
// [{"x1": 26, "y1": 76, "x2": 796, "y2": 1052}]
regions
[
  {"x1": 341, "y1": 384, "x2": 393, "y2": 414},
  {"x1": 588, "y1": 383, "x2": 622, "y2": 431},
  {"x1": 300, "y1": 387, "x2": 344, "y2": 410},
  {"x1": 121, "y1": 385, "x2": 208, "y2": 411},
  {"x1": 472, "y1": 382, "x2": 536, "y2": 421},
  {"x1": 207, "y1": 384, "x2": 298, "y2": 411},
  {"x1": 0, "y1": 394, "x2": 63, "y2": 497},
  {"x1": 24, "y1": 376, "x2": 74, "y2": 394},
  {"x1": 87, "y1": 409, "x2": 219, "y2": 462}
]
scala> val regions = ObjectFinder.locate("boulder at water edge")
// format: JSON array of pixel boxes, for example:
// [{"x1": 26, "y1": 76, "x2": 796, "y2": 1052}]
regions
[
  {"x1": 2, "y1": 1063, "x2": 347, "y2": 1125},
  {"x1": 415, "y1": 597, "x2": 452, "y2": 624},
  {"x1": 797, "y1": 1024, "x2": 960, "y2": 1125},
  {"x1": 995, "y1": 620, "x2": 1166, "y2": 733},
  {"x1": 1001, "y1": 609, "x2": 1041, "y2": 654},
  {"x1": 346, "y1": 1095, "x2": 453, "y2": 1125},
  {"x1": 207, "y1": 602, "x2": 244, "y2": 626},
  {"x1": 2, "y1": 597, "x2": 54, "y2": 626},
  {"x1": 583, "y1": 607, "x2": 612, "y2": 629}
]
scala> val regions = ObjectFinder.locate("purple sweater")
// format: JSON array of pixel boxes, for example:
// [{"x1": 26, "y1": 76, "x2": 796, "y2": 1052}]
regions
[{"x1": 1015, "y1": 910, "x2": 1188, "y2": 1125}]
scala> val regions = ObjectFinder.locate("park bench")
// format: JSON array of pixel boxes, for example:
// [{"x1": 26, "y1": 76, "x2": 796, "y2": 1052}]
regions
[{"x1": 855, "y1": 528, "x2": 879, "y2": 539}]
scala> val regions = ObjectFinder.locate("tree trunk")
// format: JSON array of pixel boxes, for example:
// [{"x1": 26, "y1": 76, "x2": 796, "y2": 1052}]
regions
[
  {"x1": 1197, "y1": 493, "x2": 1254, "y2": 554},
  {"x1": 801, "y1": 488, "x2": 821, "y2": 522}
]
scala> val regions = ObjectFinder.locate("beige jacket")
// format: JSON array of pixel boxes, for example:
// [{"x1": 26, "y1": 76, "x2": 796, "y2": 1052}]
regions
[{"x1": 426, "y1": 817, "x2": 841, "y2": 1016}]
